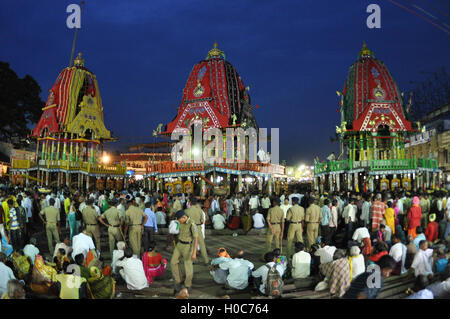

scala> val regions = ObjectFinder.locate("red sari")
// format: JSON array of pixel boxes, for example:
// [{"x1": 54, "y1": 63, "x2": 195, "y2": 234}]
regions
[{"x1": 142, "y1": 252, "x2": 167, "y2": 284}]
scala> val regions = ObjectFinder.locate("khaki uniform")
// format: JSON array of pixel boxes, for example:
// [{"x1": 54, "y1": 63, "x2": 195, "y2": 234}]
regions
[
  {"x1": 170, "y1": 217, "x2": 198, "y2": 288},
  {"x1": 173, "y1": 200, "x2": 182, "y2": 212},
  {"x1": 185, "y1": 205, "x2": 209, "y2": 264},
  {"x1": 286, "y1": 204, "x2": 305, "y2": 257},
  {"x1": 126, "y1": 205, "x2": 146, "y2": 256},
  {"x1": 305, "y1": 203, "x2": 321, "y2": 249},
  {"x1": 82, "y1": 206, "x2": 101, "y2": 252},
  {"x1": 265, "y1": 206, "x2": 284, "y2": 254},
  {"x1": 101, "y1": 207, "x2": 123, "y2": 254},
  {"x1": 40, "y1": 206, "x2": 60, "y2": 255}
]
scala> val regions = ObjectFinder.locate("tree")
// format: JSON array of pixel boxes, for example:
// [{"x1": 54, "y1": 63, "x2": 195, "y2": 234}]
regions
[{"x1": 0, "y1": 61, "x2": 44, "y2": 147}]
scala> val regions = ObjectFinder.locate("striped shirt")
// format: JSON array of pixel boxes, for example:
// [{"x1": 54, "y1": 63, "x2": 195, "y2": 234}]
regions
[{"x1": 8, "y1": 208, "x2": 20, "y2": 230}]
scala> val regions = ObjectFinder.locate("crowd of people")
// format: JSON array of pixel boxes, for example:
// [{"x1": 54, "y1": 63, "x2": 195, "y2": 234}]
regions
[{"x1": 0, "y1": 177, "x2": 449, "y2": 299}]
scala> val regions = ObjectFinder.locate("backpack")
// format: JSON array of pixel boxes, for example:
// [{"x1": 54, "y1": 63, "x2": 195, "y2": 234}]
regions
[
  {"x1": 169, "y1": 220, "x2": 180, "y2": 235},
  {"x1": 265, "y1": 264, "x2": 284, "y2": 298}
]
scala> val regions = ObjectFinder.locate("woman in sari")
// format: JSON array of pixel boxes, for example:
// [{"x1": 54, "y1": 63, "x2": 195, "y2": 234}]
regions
[
  {"x1": 30, "y1": 255, "x2": 57, "y2": 296},
  {"x1": 384, "y1": 202, "x2": 396, "y2": 235},
  {"x1": 0, "y1": 232, "x2": 13, "y2": 257},
  {"x1": 87, "y1": 266, "x2": 116, "y2": 299},
  {"x1": 67, "y1": 202, "x2": 78, "y2": 241},
  {"x1": 142, "y1": 241, "x2": 166, "y2": 284},
  {"x1": 406, "y1": 196, "x2": 422, "y2": 239}
]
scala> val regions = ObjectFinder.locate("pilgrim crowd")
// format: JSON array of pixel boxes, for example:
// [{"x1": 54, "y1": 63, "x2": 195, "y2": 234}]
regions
[{"x1": 0, "y1": 177, "x2": 449, "y2": 299}]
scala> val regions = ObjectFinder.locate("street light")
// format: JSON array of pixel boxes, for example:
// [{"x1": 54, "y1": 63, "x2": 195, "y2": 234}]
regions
[{"x1": 102, "y1": 154, "x2": 110, "y2": 164}]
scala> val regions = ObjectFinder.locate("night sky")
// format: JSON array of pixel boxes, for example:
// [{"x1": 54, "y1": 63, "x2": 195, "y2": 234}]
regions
[{"x1": 1, "y1": 0, "x2": 449, "y2": 166}]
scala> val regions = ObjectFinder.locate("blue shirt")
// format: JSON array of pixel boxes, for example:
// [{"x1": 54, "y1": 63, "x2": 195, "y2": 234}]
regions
[
  {"x1": 414, "y1": 233, "x2": 426, "y2": 250},
  {"x1": 321, "y1": 205, "x2": 331, "y2": 226},
  {"x1": 144, "y1": 208, "x2": 157, "y2": 232}
]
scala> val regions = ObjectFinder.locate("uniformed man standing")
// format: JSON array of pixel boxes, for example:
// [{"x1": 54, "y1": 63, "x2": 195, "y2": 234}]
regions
[
  {"x1": 99, "y1": 199, "x2": 124, "y2": 255},
  {"x1": 39, "y1": 197, "x2": 61, "y2": 255},
  {"x1": 286, "y1": 197, "x2": 305, "y2": 258},
  {"x1": 82, "y1": 198, "x2": 102, "y2": 253},
  {"x1": 170, "y1": 210, "x2": 198, "y2": 293},
  {"x1": 124, "y1": 197, "x2": 148, "y2": 257},
  {"x1": 173, "y1": 194, "x2": 182, "y2": 212},
  {"x1": 185, "y1": 196, "x2": 209, "y2": 265},
  {"x1": 305, "y1": 197, "x2": 321, "y2": 249},
  {"x1": 264, "y1": 198, "x2": 285, "y2": 255}
]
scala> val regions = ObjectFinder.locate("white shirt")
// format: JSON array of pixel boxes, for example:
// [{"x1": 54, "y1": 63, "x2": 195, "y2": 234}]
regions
[
  {"x1": 411, "y1": 248, "x2": 434, "y2": 277},
  {"x1": 261, "y1": 197, "x2": 271, "y2": 209},
  {"x1": 314, "y1": 246, "x2": 337, "y2": 265},
  {"x1": 22, "y1": 197, "x2": 33, "y2": 219},
  {"x1": 234, "y1": 198, "x2": 242, "y2": 213},
  {"x1": 155, "y1": 211, "x2": 166, "y2": 225},
  {"x1": 352, "y1": 227, "x2": 371, "y2": 244},
  {"x1": 252, "y1": 213, "x2": 265, "y2": 228},
  {"x1": 111, "y1": 249, "x2": 124, "y2": 274},
  {"x1": 383, "y1": 225, "x2": 392, "y2": 242},
  {"x1": 53, "y1": 243, "x2": 72, "y2": 258},
  {"x1": 292, "y1": 251, "x2": 311, "y2": 279},
  {"x1": 329, "y1": 206, "x2": 338, "y2": 228},
  {"x1": 116, "y1": 256, "x2": 149, "y2": 290},
  {"x1": 94, "y1": 205, "x2": 101, "y2": 216},
  {"x1": 343, "y1": 204, "x2": 357, "y2": 223},
  {"x1": 249, "y1": 197, "x2": 260, "y2": 210},
  {"x1": 280, "y1": 204, "x2": 292, "y2": 219},
  {"x1": 349, "y1": 254, "x2": 365, "y2": 280},
  {"x1": 219, "y1": 258, "x2": 254, "y2": 290},
  {"x1": 211, "y1": 199, "x2": 220, "y2": 212},
  {"x1": 389, "y1": 242, "x2": 407, "y2": 274},
  {"x1": 0, "y1": 262, "x2": 16, "y2": 296},
  {"x1": 252, "y1": 262, "x2": 284, "y2": 294},
  {"x1": 212, "y1": 214, "x2": 226, "y2": 230},
  {"x1": 23, "y1": 244, "x2": 40, "y2": 264},
  {"x1": 79, "y1": 202, "x2": 87, "y2": 214},
  {"x1": 71, "y1": 232, "x2": 96, "y2": 260}
]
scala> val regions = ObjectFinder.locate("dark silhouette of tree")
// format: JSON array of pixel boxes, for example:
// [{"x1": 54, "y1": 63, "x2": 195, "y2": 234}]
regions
[{"x1": 0, "y1": 61, "x2": 44, "y2": 146}]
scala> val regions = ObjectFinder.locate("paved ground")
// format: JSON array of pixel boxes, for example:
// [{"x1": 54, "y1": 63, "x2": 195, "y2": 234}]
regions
[{"x1": 32, "y1": 224, "x2": 275, "y2": 299}]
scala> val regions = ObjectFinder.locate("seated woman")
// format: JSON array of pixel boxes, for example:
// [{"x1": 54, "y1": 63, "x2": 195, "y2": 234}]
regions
[
  {"x1": 142, "y1": 241, "x2": 167, "y2": 284},
  {"x1": 11, "y1": 251, "x2": 31, "y2": 280},
  {"x1": 227, "y1": 213, "x2": 241, "y2": 230},
  {"x1": 30, "y1": 255, "x2": 57, "y2": 296},
  {"x1": 369, "y1": 241, "x2": 389, "y2": 265},
  {"x1": 0, "y1": 232, "x2": 13, "y2": 257},
  {"x1": 87, "y1": 266, "x2": 116, "y2": 299},
  {"x1": 54, "y1": 248, "x2": 70, "y2": 273}
]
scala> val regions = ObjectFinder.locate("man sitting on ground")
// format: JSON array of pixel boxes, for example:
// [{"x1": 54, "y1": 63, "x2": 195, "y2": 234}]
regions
[
  {"x1": 219, "y1": 251, "x2": 254, "y2": 291},
  {"x1": 115, "y1": 247, "x2": 149, "y2": 290},
  {"x1": 342, "y1": 255, "x2": 397, "y2": 299},
  {"x1": 212, "y1": 211, "x2": 226, "y2": 230},
  {"x1": 252, "y1": 251, "x2": 284, "y2": 295},
  {"x1": 291, "y1": 242, "x2": 311, "y2": 279},
  {"x1": 252, "y1": 210, "x2": 265, "y2": 229},
  {"x1": 389, "y1": 233, "x2": 407, "y2": 275}
]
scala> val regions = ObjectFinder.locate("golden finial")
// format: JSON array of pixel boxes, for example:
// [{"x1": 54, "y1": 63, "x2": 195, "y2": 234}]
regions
[
  {"x1": 206, "y1": 42, "x2": 226, "y2": 60},
  {"x1": 74, "y1": 52, "x2": 85, "y2": 66},
  {"x1": 359, "y1": 42, "x2": 374, "y2": 58}
]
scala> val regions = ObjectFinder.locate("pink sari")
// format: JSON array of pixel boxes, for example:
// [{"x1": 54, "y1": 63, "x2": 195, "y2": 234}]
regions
[{"x1": 142, "y1": 252, "x2": 167, "y2": 284}]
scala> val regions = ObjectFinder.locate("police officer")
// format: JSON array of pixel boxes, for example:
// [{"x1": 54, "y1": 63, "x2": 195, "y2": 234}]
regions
[
  {"x1": 170, "y1": 210, "x2": 198, "y2": 293},
  {"x1": 286, "y1": 197, "x2": 305, "y2": 258},
  {"x1": 125, "y1": 197, "x2": 147, "y2": 257},
  {"x1": 264, "y1": 198, "x2": 285, "y2": 255},
  {"x1": 99, "y1": 199, "x2": 123, "y2": 255},
  {"x1": 305, "y1": 197, "x2": 321, "y2": 249},
  {"x1": 185, "y1": 196, "x2": 209, "y2": 265},
  {"x1": 39, "y1": 197, "x2": 61, "y2": 255},
  {"x1": 82, "y1": 198, "x2": 102, "y2": 253}
]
